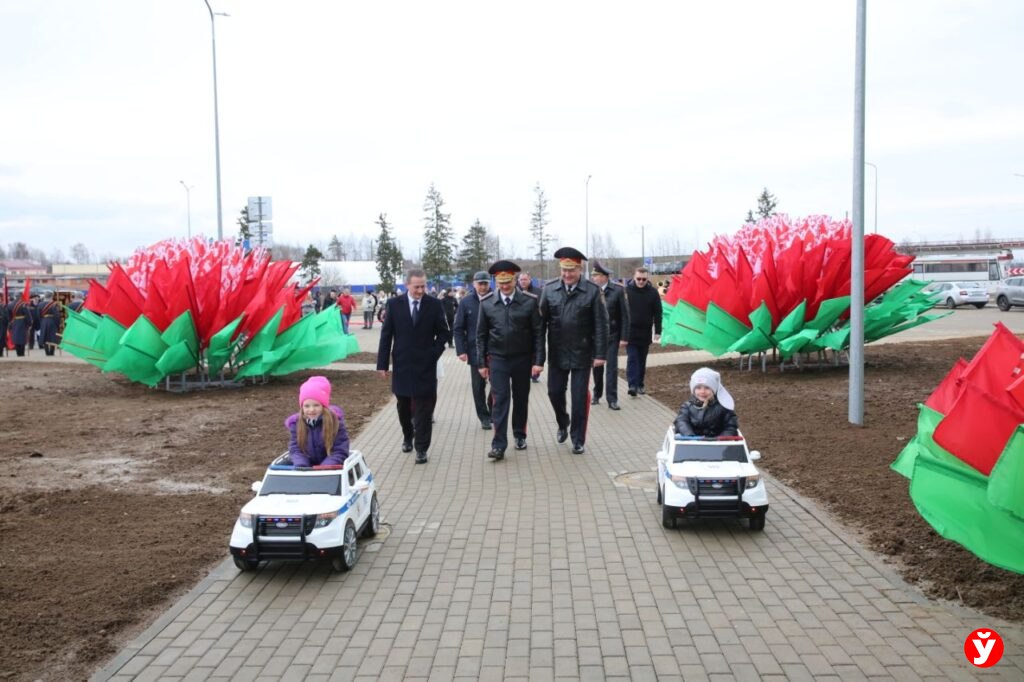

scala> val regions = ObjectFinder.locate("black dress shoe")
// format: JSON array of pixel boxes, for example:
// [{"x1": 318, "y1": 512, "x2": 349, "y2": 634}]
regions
[
  {"x1": 571, "y1": 443, "x2": 585, "y2": 455},
  {"x1": 628, "y1": 386, "x2": 638, "y2": 397},
  {"x1": 638, "y1": 386, "x2": 647, "y2": 395},
  {"x1": 556, "y1": 428, "x2": 568, "y2": 443},
  {"x1": 402, "y1": 440, "x2": 413, "y2": 453},
  {"x1": 481, "y1": 421, "x2": 492, "y2": 430},
  {"x1": 487, "y1": 448, "x2": 505, "y2": 460},
  {"x1": 591, "y1": 396, "x2": 600, "y2": 405},
  {"x1": 415, "y1": 451, "x2": 428, "y2": 464},
  {"x1": 608, "y1": 401, "x2": 620, "y2": 410},
  {"x1": 514, "y1": 438, "x2": 527, "y2": 450}
]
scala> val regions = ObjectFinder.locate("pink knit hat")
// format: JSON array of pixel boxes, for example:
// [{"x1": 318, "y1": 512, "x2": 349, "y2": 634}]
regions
[{"x1": 299, "y1": 376, "x2": 331, "y2": 408}]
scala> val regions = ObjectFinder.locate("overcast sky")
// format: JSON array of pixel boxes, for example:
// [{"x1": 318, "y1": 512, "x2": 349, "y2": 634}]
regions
[{"x1": 1, "y1": 1, "x2": 1022, "y2": 262}]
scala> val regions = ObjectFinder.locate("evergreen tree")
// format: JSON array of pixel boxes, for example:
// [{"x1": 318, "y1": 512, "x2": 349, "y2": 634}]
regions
[
  {"x1": 236, "y1": 206, "x2": 252, "y2": 242},
  {"x1": 456, "y1": 219, "x2": 491, "y2": 277},
  {"x1": 744, "y1": 209, "x2": 756, "y2": 224},
  {"x1": 375, "y1": 213, "x2": 404, "y2": 293},
  {"x1": 327, "y1": 235, "x2": 345, "y2": 260},
  {"x1": 421, "y1": 183, "x2": 455, "y2": 282},
  {"x1": 299, "y1": 244, "x2": 323, "y2": 284},
  {"x1": 530, "y1": 183, "x2": 551, "y2": 278},
  {"x1": 756, "y1": 188, "x2": 778, "y2": 219}
]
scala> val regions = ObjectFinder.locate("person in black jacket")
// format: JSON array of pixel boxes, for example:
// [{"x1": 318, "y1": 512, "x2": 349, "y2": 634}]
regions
[
  {"x1": 625, "y1": 267, "x2": 663, "y2": 396},
  {"x1": 454, "y1": 271, "x2": 494, "y2": 430},
  {"x1": 376, "y1": 269, "x2": 451, "y2": 464},
  {"x1": 440, "y1": 289, "x2": 458, "y2": 347},
  {"x1": 674, "y1": 367, "x2": 739, "y2": 437},
  {"x1": 477, "y1": 261, "x2": 545, "y2": 460},
  {"x1": 539, "y1": 247, "x2": 609, "y2": 454},
  {"x1": 589, "y1": 260, "x2": 630, "y2": 410}
]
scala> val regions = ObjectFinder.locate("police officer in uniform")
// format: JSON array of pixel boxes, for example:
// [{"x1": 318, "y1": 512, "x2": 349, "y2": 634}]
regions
[
  {"x1": 38, "y1": 293, "x2": 62, "y2": 356},
  {"x1": 539, "y1": 247, "x2": 609, "y2": 454},
  {"x1": 476, "y1": 260, "x2": 544, "y2": 460},
  {"x1": 589, "y1": 261, "x2": 630, "y2": 410},
  {"x1": 453, "y1": 271, "x2": 494, "y2": 430}
]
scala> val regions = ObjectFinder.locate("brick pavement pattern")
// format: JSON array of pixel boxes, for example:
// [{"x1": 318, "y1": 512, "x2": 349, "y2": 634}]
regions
[{"x1": 96, "y1": 348, "x2": 1024, "y2": 681}]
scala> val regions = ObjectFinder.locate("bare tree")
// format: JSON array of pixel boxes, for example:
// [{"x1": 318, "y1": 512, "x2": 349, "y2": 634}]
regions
[{"x1": 70, "y1": 242, "x2": 92, "y2": 264}]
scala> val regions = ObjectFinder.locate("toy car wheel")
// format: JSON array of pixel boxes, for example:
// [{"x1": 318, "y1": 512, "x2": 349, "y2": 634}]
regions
[
  {"x1": 233, "y1": 556, "x2": 259, "y2": 571},
  {"x1": 749, "y1": 513, "x2": 766, "y2": 531},
  {"x1": 331, "y1": 521, "x2": 359, "y2": 572},
  {"x1": 362, "y1": 493, "x2": 380, "y2": 538},
  {"x1": 656, "y1": 484, "x2": 662, "y2": 505},
  {"x1": 661, "y1": 502, "x2": 677, "y2": 529}
]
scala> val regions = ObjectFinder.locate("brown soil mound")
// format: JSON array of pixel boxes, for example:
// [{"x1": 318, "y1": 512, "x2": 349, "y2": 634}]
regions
[
  {"x1": 0, "y1": 365, "x2": 393, "y2": 682},
  {"x1": 644, "y1": 337, "x2": 1024, "y2": 623}
]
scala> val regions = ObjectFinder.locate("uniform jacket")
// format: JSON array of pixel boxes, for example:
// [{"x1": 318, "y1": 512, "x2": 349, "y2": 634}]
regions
[
  {"x1": 376, "y1": 293, "x2": 450, "y2": 396},
  {"x1": 38, "y1": 300, "x2": 61, "y2": 345},
  {"x1": 674, "y1": 395, "x2": 739, "y2": 437},
  {"x1": 539, "y1": 278, "x2": 609, "y2": 369},
  {"x1": 285, "y1": 405, "x2": 349, "y2": 467},
  {"x1": 600, "y1": 282, "x2": 630, "y2": 341},
  {"x1": 453, "y1": 291, "x2": 491, "y2": 367},
  {"x1": 476, "y1": 289, "x2": 545, "y2": 365},
  {"x1": 7, "y1": 300, "x2": 33, "y2": 345},
  {"x1": 625, "y1": 282, "x2": 663, "y2": 345}
]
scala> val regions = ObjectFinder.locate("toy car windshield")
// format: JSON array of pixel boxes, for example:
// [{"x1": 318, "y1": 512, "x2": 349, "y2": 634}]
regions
[
  {"x1": 672, "y1": 442, "x2": 748, "y2": 464},
  {"x1": 258, "y1": 474, "x2": 341, "y2": 496}
]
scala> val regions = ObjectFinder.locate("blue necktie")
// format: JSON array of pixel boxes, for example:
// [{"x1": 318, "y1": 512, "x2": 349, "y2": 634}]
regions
[{"x1": 412, "y1": 299, "x2": 419, "y2": 324}]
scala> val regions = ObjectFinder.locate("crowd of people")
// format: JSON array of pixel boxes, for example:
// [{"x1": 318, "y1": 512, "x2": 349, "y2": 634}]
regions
[
  {"x1": 0, "y1": 291, "x2": 83, "y2": 357},
  {"x1": 367, "y1": 246, "x2": 739, "y2": 465}
]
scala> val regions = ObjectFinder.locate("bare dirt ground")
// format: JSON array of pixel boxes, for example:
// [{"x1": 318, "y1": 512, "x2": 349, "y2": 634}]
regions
[
  {"x1": 0, "y1": 365, "x2": 393, "y2": 682},
  {"x1": 644, "y1": 337, "x2": 1024, "y2": 624}
]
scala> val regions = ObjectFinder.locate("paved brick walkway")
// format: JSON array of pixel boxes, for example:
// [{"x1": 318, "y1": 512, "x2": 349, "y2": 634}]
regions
[{"x1": 96, "y1": 349, "x2": 1023, "y2": 681}]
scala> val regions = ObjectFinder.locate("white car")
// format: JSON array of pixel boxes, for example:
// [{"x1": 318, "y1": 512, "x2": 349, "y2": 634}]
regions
[
  {"x1": 655, "y1": 428, "x2": 769, "y2": 530},
  {"x1": 229, "y1": 451, "x2": 380, "y2": 572},
  {"x1": 924, "y1": 281, "x2": 990, "y2": 309}
]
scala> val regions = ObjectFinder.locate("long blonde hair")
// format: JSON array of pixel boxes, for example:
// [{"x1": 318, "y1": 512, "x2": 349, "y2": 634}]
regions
[{"x1": 296, "y1": 406, "x2": 339, "y2": 457}]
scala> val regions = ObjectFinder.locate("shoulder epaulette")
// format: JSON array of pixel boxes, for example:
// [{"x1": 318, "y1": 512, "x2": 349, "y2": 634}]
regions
[
  {"x1": 479, "y1": 291, "x2": 495, "y2": 300},
  {"x1": 521, "y1": 291, "x2": 538, "y2": 299}
]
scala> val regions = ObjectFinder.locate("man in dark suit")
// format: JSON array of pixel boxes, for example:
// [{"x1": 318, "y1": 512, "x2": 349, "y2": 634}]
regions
[
  {"x1": 625, "y1": 266, "x2": 663, "y2": 396},
  {"x1": 539, "y1": 247, "x2": 609, "y2": 455},
  {"x1": 453, "y1": 271, "x2": 494, "y2": 430},
  {"x1": 476, "y1": 260, "x2": 544, "y2": 461},
  {"x1": 376, "y1": 269, "x2": 451, "y2": 464},
  {"x1": 589, "y1": 261, "x2": 630, "y2": 410}
]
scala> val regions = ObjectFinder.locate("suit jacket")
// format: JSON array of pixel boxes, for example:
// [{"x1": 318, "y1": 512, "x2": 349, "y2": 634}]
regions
[{"x1": 376, "y1": 293, "x2": 451, "y2": 396}]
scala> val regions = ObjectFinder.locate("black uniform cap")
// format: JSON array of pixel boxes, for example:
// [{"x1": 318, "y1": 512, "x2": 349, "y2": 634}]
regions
[
  {"x1": 553, "y1": 246, "x2": 587, "y2": 263},
  {"x1": 488, "y1": 260, "x2": 521, "y2": 275},
  {"x1": 591, "y1": 260, "x2": 611, "y2": 276}
]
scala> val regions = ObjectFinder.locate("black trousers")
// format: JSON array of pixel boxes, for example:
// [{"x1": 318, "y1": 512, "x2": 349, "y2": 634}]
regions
[
  {"x1": 489, "y1": 354, "x2": 531, "y2": 451},
  {"x1": 592, "y1": 336, "x2": 620, "y2": 402},
  {"x1": 626, "y1": 342, "x2": 651, "y2": 389},
  {"x1": 547, "y1": 365, "x2": 591, "y2": 447},
  {"x1": 396, "y1": 393, "x2": 437, "y2": 453},
  {"x1": 469, "y1": 363, "x2": 492, "y2": 424}
]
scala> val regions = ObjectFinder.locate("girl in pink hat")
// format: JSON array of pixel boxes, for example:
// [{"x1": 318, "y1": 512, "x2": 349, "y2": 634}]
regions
[{"x1": 285, "y1": 376, "x2": 350, "y2": 467}]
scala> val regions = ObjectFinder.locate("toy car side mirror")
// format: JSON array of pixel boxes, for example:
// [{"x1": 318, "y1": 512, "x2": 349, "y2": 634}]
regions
[
  {"x1": 251, "y1": 481, "x2": 263, "y2": 493},
  {"x1": 354, "y1": 481, "x2": 370, "y2": 492},
  {"x1": 749, "y1": 450, "x2": 761, "y2": 461}
]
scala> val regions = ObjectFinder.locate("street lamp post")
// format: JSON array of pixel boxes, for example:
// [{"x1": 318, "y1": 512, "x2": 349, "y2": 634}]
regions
[
  {"x1": 585, "y1": 174, "x2": 592, "y2": 256},
  {"x1": 202, "y1": 0, "x2": 225, "y2": 240},
  {"x1": 865, "y1": 161, "x2": 878, "y2": 234},
  {"x1": 179, "y1": 181, "x2": 194, "y2": 238}
]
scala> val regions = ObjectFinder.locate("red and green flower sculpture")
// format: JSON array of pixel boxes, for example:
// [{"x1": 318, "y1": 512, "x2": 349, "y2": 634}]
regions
[
  {"x1": 662, "y1": 215, "x2": 947, "y2": 358},
  {"x1": 892, "y1": 323, "x2": 1024, "y2": 573},
  {"x1": 61, "y1": 238, "x2": 359, "y2": 386}
]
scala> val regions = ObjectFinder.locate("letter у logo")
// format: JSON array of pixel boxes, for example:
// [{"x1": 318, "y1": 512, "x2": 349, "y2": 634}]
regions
[{"x1": 963, "y1": 628, "x2": 1004, "y2": 668}]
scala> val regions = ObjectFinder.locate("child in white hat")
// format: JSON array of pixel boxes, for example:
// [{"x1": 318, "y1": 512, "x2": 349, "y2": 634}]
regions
[{"x1": 673, "y1": 367, "x2": 739, "y2": 437}]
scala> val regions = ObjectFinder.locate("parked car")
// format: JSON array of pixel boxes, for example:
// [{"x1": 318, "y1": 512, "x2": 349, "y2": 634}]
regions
[
  {"x1": 923, "y1": 281, "x2": 990, "y2": 309},
  {"x1": 229, "y1": 451, "x2": 380, "y2": 572},
  {"x1": 655, "y1": 429, "x2": 768, "y2": 530},
  {"x1": 995, "y1": 277, "x2": 1024, "y2": 311}
]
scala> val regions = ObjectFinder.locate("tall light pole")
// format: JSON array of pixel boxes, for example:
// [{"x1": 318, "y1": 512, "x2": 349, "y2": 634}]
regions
[
  {"x1": 849, "y1": 0, "x2": 867, "y2": 426},
  {"x1": 865, "y1": 161, "x2": 878, "y2": 234},
  {"x1": 585, "y1": 174, "x2": 592, "y2": 256},
  {"x1": 203, "y1": 0, "x2": 226, "y2": 240},
  {"x1": 179, "y1": 181, "x2": 194, "y2": 238}
]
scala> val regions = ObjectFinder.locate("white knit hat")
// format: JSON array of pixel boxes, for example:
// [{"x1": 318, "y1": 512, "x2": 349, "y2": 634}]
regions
[{"x1": 689, "y1": 367, "x2": 735, "y2": 410}]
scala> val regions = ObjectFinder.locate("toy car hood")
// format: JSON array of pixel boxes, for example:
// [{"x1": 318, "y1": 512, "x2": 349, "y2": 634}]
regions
[
  {"x1": 240, "y1": 493, "x2": 346, "y2": 517},
  {"x1": 671, "y1": 460, "x2": 759, "y2": 479}
]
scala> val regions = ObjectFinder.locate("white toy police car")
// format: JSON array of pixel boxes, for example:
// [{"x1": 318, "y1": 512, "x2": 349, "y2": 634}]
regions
[
  {"x1": 229, "y1": 450, "x2": 380, "y2": 572},
  {"x1": 655, "y1": 428, "x2": 768, "y2": 530}
]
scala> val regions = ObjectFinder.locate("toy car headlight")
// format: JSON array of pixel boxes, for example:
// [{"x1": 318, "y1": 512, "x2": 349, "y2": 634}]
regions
[
  {"x1": 745, "y1": 475, "x2": 760, "y2": 489},
  {"x1": 239, "y1": 512, "x2": 255, "y2": 528},
  {"x1": 670, "y1": 475, "x2": 689, "y2": 490},
  {"x1": 314, "y1": 511, "x2": 339, "y2": 528}
]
